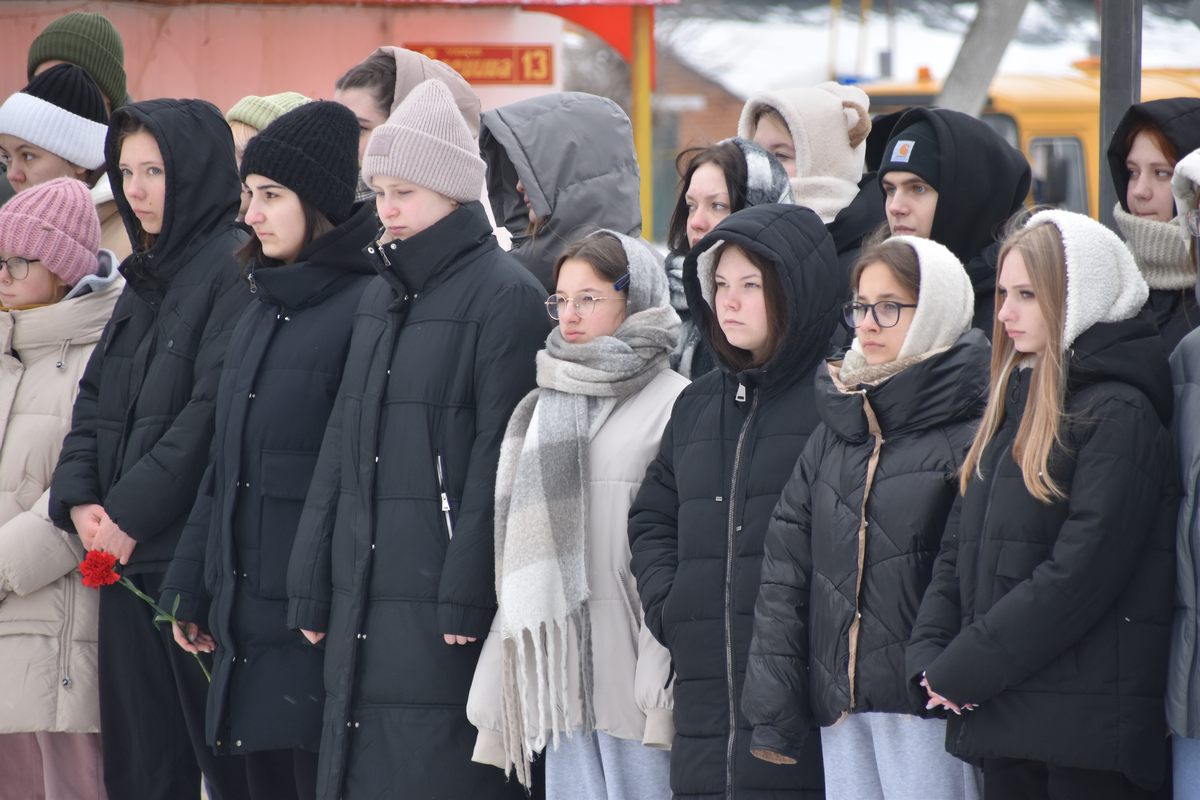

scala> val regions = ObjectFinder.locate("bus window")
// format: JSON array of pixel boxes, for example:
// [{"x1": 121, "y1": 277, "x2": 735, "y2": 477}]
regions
[
  {"x1": 1030, "y1": 137, "x2": 1088, "y2": 214},
  {"x1": 982, "y1": 113, "x2": 1020, "y2": 149}
]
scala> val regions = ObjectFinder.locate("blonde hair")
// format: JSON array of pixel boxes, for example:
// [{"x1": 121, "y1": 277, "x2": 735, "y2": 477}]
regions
[
  {"x1": 228, "y1": 120, "x2": 259, "y2": 167},
  {"x1": 960, "y1": 222, "x2": 1069, "y2": 503}
]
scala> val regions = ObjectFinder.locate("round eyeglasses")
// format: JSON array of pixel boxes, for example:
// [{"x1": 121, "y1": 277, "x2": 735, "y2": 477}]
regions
[
  {"x1": 545, "y1": 293, "x2": 625, "y2": 320},
  {"x1": 0, "y1": 257, "x2": 39, "y2": 281},
  {"x1": 842, "y1": 300, "x2": 918, "y2": 329}
]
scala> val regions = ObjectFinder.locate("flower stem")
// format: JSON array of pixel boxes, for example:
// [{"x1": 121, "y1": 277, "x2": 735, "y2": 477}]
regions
[{"x1": 118, "y1": 576, "x2": 211, "y2": 682}]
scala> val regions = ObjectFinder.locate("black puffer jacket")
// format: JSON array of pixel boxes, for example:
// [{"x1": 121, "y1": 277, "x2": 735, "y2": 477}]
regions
[
  {"x1": 908, "y1": 317, "x2": 1177, "y2": 791},
  {"x1": 286, "y1": 202, "x2": 546, "y2": 800},
  {"x1": 629, "y1": 204, "x2": 846, "y2": 799},
  {"x1": 742, "y1": 331, "x2": 989, "y2": 761},
  {"x1": 885, "y1": 108, "x2": 1031, "y2": 334},
  {"x1": 1108, "y1": 98, "x2": 1200, "y2": 353},
  {"x1": 49, "y1": 99, "x2": 251, "y2": 572},
  {"x1": 160, "y1": 203, "x2": 378, "y2": 755}
]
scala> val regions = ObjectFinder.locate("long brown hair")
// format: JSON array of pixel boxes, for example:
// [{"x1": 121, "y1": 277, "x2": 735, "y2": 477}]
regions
[
  {"x1": 706, "y1": 244, "x2": 788, "y2": 371},
  {"x1": 960, "y1": 221, "x2": 1068, "y2": 503}
]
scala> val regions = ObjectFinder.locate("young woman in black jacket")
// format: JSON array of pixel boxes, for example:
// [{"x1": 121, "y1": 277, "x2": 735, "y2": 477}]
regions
[
  {"x1": 48, "y1": 100, "x2": 253, "y2": 800},
  {"x1": 160, "y1": 101, "x2": 376, "y2": 800},
  {"x1": 742, "y1": 235, "x2": 987, "y2": 800},
  {"x1": 628, "y1": 202, "x2": 845, "y2": 800},
  {"x1": 285, "y1": 79, "x2": 546, "y2": 800},
  {"x1": 908, "y1": 210, "x2": 1177, "y2": 800}
]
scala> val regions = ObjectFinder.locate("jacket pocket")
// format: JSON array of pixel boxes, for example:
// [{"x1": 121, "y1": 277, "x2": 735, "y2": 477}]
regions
[
  {"x1": 257, "y1": 450, "x2": 319, "y2": 598},
  {"x1": 992, "y1": 544, "x2": 1046, "y2": 600},
  {"x1": 615, "y1": 567, "x2": 643, "y2": 649}
]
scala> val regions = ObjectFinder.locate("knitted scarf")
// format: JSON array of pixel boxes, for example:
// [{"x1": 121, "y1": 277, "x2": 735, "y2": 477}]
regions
[
  {"x1": 1113, "y1": 204, "x2": 1194, "y2": 291},
  {"x1": 665, "y1": 250, "x2": 706, "y2": 377},
  {"x1": 494, "y1": 241, "x2": 679, "y2": 788}
]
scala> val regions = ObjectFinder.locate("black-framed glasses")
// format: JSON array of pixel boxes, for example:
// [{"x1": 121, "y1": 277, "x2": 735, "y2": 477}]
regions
[
  {"x1": 842, "y1": 300, "x2": 918, "y2": 329},
  {"x1": 545, "y1": 293, "x2": 624, "y2": 320},
  {"x1": 0, "y1": 257, "x2": 39, "y2": 280}
]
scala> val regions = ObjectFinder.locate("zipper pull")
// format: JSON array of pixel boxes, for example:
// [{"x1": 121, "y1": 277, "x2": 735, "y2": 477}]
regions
[
  {"x1": 247, "y1": 271, "x2": 258, "y2": 294},
  {"x1": 735, "y1": 382, "x2": 747, "y2": 403},
  {"x1": 440, "y1": 492, "x2": 450, "y2": 513}
]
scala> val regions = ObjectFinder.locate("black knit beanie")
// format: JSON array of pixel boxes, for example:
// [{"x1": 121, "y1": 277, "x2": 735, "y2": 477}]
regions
[
  {"x1": 878, "y1": 118, "x2": 941, "y2": 191},
  {"x1": 240, "y1": 100, "x2": 360, "y2": 224},
  {"x1": 25, "y1": 63, "x2": 107, "y2": 125}
]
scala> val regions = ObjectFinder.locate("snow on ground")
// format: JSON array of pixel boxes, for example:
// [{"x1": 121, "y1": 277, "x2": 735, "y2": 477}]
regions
[{"x1": 659, "y1": 3, "x2": 1200, "y2": 99}]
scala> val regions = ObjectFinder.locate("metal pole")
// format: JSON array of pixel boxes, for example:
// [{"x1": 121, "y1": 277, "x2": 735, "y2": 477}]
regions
[
  {"x1": 631, "y1": 6, "x2": 654, "y2": 237},
  {"x1": 1098, "y1": 0, "x2": 1142, "y2": 228}
]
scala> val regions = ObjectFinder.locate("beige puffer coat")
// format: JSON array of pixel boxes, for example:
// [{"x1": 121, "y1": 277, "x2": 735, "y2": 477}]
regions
[
  {"x1": 468, "y1": 368, "x2": 688, "y2": 767},
  {"x1": 0, "y1": 254, "x2": 121, "y2": 733}
]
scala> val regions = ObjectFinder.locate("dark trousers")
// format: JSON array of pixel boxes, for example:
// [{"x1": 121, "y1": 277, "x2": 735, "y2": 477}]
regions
[
  {"x1": 98, "y1": 571, "x2": 251, "y2": 800},
  {"x1": 244, "y1": 749, "x2": 317, "y2": 800},
  {"x1": 984, "y1": 757, "x2": 1167, "y2": 800}
]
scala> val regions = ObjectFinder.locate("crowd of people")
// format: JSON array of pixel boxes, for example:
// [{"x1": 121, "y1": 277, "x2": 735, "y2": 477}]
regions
[{"x1": 1, "y1": 9, "x2": 1200, "y2": 800}]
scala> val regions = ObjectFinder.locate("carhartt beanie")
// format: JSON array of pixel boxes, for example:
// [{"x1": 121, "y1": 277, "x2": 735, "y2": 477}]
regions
[
  {"x1": 721, "y1": 137, "x2": 794, "y2": 207},
  {"x1": 879, "y1": 118, "x2": 941, "y2": 191},
  {"x1": 0, "y1": 177, "x2": 100, "y2": 287},
  {"x1": 240, "y1": 100, "x2": 360, "y2": 224},
  {"x1": 227, "y1": 92, "x2": 312, "y2": 134},
  {"x1": 361, "y1": 79, "x2": 486, "y2": 203},
  {"x1": 27, "y1": 12, "x2": 127, "y2": 110},
  {"x1": 1023, "y1": 209, "x2": 1149, "y2": 349},
  {"x1": 0, "y1": 64, "x2": 108, "y2": 170}
]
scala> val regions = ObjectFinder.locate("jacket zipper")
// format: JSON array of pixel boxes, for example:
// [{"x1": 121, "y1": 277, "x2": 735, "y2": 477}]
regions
[
  {"x1": 725, "y1": 381, "x2": 759, "y2": 799},
  {"x1": 59, "y1": 576, "x2": 76, "y2": 695},
  {"x1": 435, "y1": 451, "x2": 454, "y2": 540}
]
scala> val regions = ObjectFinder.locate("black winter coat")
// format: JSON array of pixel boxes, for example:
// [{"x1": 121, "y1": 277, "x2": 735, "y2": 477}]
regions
[
  {"x1": 886, "y1": 108, "x2": 1031, "y2": 334},
  {"x1": 629, "y1": 204, "x2": 846, "y2": 800},
  {"x1": 908, "y1": 317, "x2": 1177, "y2": 790},
  {"x1": 49, "y1": 99, "x2": 251, "y2": 572},
  {"x1": 286, "y1": 202, "x2": 546, "y2": 800},
  {"x1": 742, "y1": 331, "x2": 989, "y2": 762},
  {"x1": 160, "y1": 203, "x2": 378, "y2": 755}
]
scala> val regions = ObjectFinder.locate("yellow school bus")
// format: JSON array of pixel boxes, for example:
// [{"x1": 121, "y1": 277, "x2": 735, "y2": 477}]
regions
[{"x1": 863, "y1": 61, "x2": 1200, "y2": 218}]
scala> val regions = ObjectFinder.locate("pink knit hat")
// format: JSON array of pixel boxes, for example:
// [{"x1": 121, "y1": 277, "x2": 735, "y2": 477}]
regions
[{"x1": 0, "y1": 177, "x2": 99, "y2": 287}]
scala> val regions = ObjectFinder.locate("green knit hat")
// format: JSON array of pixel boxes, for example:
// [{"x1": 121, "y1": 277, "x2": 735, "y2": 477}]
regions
[
  {"x1": 27, "y1": 12, "x2": 127, "y2": 110},
  {"x1": 226, "y1": 92, "x2": 312, "y2": 133}
]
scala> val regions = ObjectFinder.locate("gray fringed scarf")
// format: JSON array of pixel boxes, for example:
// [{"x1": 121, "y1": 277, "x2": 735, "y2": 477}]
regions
[{"x1": 494, "y1": 231, "x2": 680, "y2": 787}]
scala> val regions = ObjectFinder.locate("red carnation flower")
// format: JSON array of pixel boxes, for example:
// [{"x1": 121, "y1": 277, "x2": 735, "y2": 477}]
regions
[{"x1": 80, "y1": 550, "x2": 121, "y2": 589}]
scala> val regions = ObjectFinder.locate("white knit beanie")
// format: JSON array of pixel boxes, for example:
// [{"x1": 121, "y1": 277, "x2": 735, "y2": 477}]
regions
[
  {"x1": 1023, "y1": 209, "x2": 1149, "y2": 349},
  {"x1": 361, "y1": 79, "x2": 486, "y2": 203},
  {"x1": 891, "y1": 236, "x2": 974, "y2": 359},
  {"x1": 737, "y1": 82, "x2": 870, "y2": 224}
]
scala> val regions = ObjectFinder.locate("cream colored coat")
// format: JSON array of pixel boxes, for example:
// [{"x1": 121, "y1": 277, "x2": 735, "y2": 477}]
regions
[
  {"x1": 468, "y1": 368, "x2": 688, "y2": 767},
  {"x1": 0, "y1": 258, "x2": 121, "y2": 734}
]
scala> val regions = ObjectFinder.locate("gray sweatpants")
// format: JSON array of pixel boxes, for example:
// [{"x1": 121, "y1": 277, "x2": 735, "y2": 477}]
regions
[
  {"x1": 545, "y1": 730, "x2": 671, "y2": 800},
  {"x1": 821, "y1": 712, "x2": 981, "y2": 800}
]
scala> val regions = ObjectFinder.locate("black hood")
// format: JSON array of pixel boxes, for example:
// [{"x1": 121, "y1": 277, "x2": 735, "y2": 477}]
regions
[
  {"x1": 1107, "y1": 97, "x2": 1200, "y2": 212},
  {"x1": 884, "y1": 107, "x2": 1031, "y2": 266},
  {"x1": 827, "y1": 170, "x2": 887, "y2": 259},
  {"x1": 817, "y1": 328, "x2": 990, "y2": 443},
  {"x1": 1066, "y1": 313, "x2": 1173, "y2": 425},
  {"x1": 682, "y1": 203, "x2": 846, "y2": 395},
  {"x1": 105, "y1": 99, "x2": 241, "y2": 283},
  {"x1": 249, "y1": 202, "x2": 379, "y2": 311}
]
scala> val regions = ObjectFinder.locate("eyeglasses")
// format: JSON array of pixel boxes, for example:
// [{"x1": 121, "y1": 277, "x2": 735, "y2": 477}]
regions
[
  {"x1": 0, "y1": 257, "x2": 39, "y2": 280},
  {"x1": 842, "y1": 300, "x2": 918, "y2": 329},
  {"x1": 545, "y1": 293, "x2": 625, "y2": 320}
]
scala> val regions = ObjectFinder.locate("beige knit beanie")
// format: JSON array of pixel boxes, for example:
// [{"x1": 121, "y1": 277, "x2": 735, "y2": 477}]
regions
[{"x1": 361, "y1": 79, "x2": 485, "y2": 203}]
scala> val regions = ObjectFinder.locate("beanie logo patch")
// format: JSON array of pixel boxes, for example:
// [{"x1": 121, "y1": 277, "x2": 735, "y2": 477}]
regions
[{"x1": 891, "y1": 140, "x2": 915, "y2": 163}]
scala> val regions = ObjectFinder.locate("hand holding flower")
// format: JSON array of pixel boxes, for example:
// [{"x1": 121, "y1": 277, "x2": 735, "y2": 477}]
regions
[
  {"x1": 70, "y1": 504, "x2": 106, "y2": 550},
  {"x1": 91, "y1": 512, "x2": 136, "y2": 565},
  {"x1": 172, "y1": 621, "x2": 215, "y2": 654}
]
